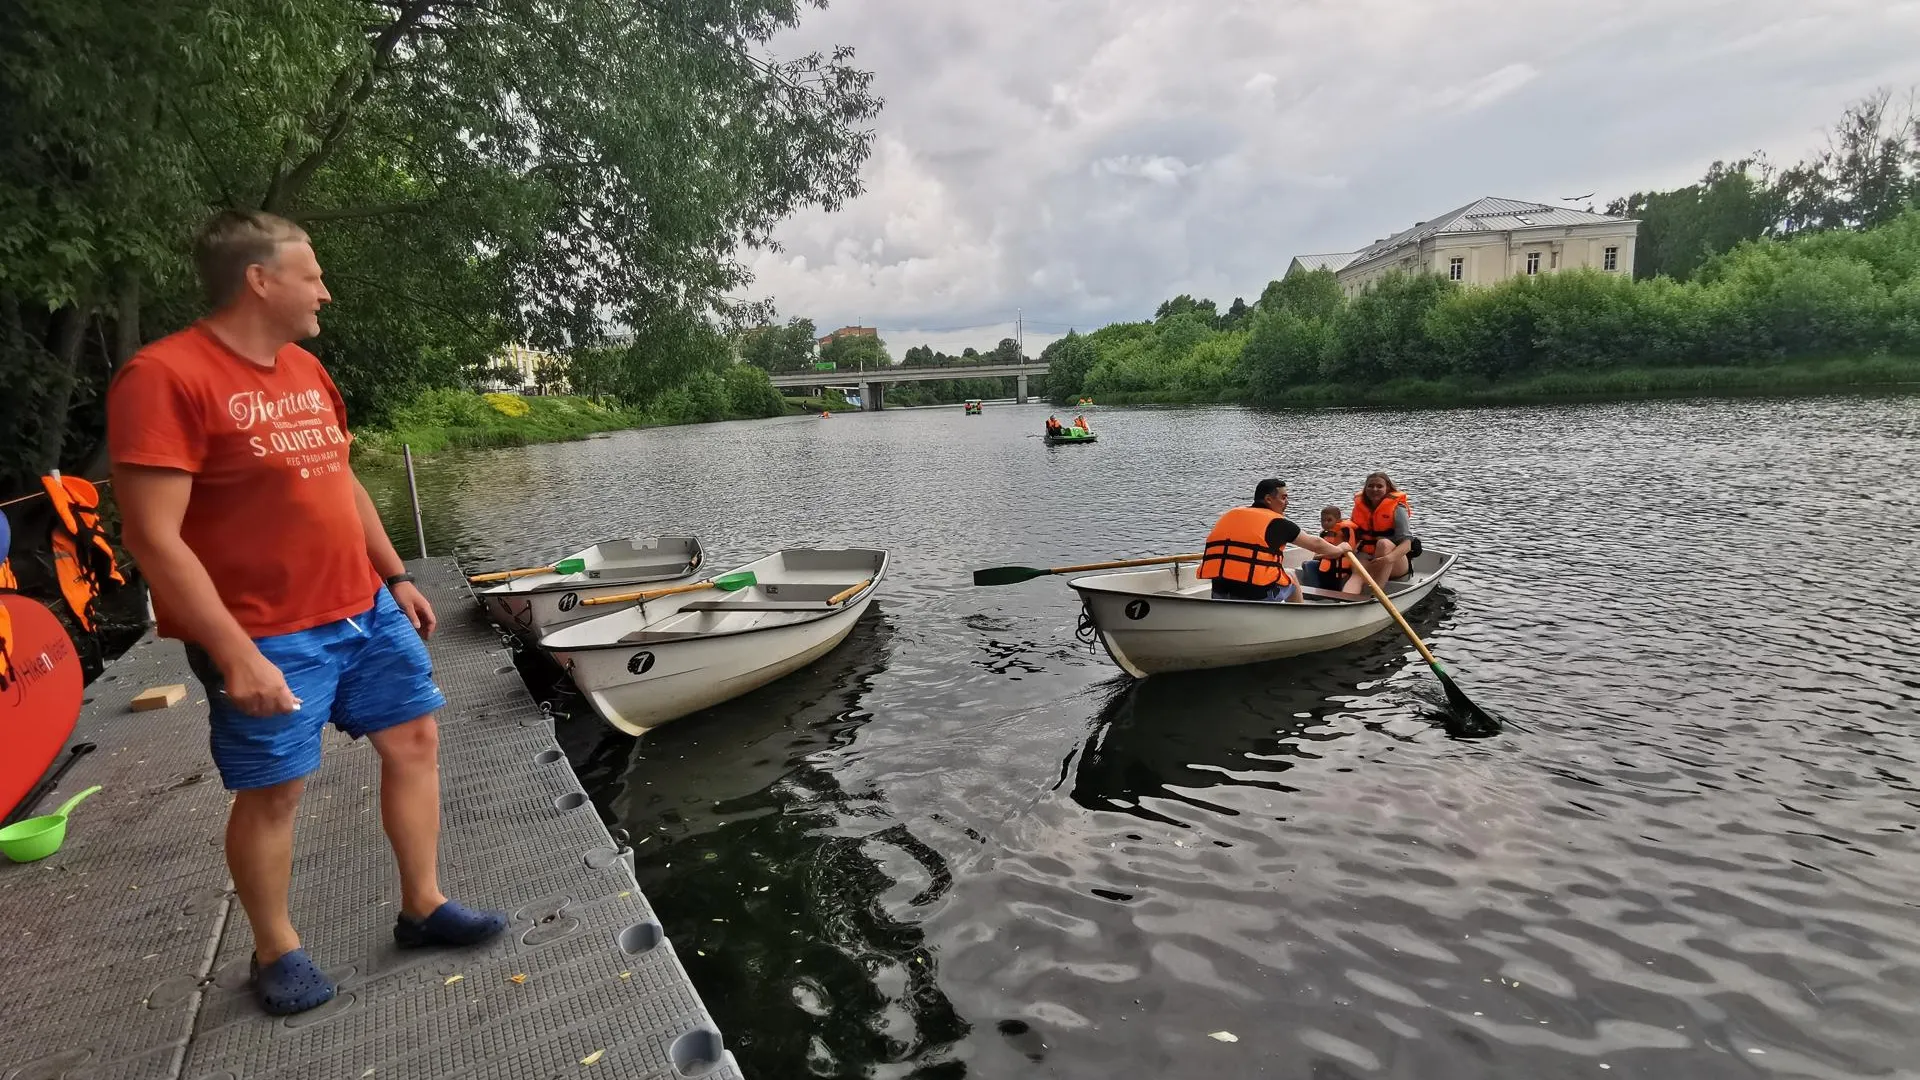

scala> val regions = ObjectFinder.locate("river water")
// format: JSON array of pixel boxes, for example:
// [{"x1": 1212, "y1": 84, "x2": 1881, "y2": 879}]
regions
[{"x1": 367, "y1": 396, "x2": 1920, "y2": 1079}]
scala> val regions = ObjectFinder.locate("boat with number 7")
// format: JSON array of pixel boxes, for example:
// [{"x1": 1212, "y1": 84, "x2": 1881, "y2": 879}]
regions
[
  {"x1": 538, "y1": 548, "x2": 888, "y2": 734},
  {"x1": 1067, "y1": 545, "x2": 1457, "y2": 676}
]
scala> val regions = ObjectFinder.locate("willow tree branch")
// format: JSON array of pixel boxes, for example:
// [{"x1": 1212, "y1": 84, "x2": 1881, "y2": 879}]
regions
[{"x1": 265, "y1": 0, "x2": 435, "y2": 212}]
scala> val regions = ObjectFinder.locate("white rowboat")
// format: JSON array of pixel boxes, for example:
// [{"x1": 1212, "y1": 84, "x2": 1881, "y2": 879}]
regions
[
  {"x1": 475, "y1": 535, "x2": 702, "y2": 640},
  {"x1": 1068, "y1": 546, "x2": 1456, "y2": 676},
  {"x1": 538, "y1": 548, "x2": 888, "y2": 735}
]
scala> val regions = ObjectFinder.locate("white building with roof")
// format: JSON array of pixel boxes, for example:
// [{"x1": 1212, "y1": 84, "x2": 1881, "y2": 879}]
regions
[{"x1": 1287, "y1": 197, "x2": 1639, "y2": 297}]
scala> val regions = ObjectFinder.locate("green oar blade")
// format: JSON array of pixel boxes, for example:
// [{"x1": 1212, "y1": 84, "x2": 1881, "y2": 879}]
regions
[
  {"x1": 712, "y1": 570, "x2": 758, "y2": 592},
  {"x1": 553, "y1": 558, "x2": 587, "y2": 575},
  {"x1": 1430, "y1": 662, "x2": 1502, "y2": 739},
  {"x1": 972, "y1": 565, "x2": 1046, "y2": 587}
]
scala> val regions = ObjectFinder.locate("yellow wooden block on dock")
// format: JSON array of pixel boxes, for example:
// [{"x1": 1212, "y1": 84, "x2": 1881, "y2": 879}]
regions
[{"x1": 130, "y1": 684, "x2": 187, "y2": 712}]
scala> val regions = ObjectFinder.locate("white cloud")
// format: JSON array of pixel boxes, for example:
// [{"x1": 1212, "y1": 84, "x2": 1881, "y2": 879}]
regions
[
  {"x1": 1430, "y1": 63, "x2": 1541, "y2": 115},
  {"x1": 732, "y1": 0, "x2": 1920, "y2": 353}
]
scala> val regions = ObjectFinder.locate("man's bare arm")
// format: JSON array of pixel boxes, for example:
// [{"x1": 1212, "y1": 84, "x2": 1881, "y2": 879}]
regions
[
  {"x1": 116, "y1": 464, "x2": 255, "y2": 663},
  {"x1": 1294, "y1": 533, "x2": 1349, "y2": 558},
  {"x1": 115, "y1": 463, "x2": 298, "y2": 714},
  {"x1": 354, "y1": 472, "x2": 436, "y2": 636},
  {"x1": 352, "y1": 476, "x2": 407, "y2": 580}
]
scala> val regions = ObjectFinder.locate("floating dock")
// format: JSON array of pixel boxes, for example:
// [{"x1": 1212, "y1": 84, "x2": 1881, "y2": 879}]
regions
[{"x1": 0, "y1": 557, "x2": 740, "y2": 1079}]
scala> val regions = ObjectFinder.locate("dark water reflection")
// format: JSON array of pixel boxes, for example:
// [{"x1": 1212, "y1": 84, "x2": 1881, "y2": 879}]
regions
[{"x1": 366, "y1": 395, "x2": 1920, "y2": 1078}]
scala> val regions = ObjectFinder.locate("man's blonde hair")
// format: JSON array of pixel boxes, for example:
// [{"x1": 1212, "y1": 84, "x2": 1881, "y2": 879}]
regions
[{"x1": 192, "y1": 209, "x2": 309, "y2": 308}]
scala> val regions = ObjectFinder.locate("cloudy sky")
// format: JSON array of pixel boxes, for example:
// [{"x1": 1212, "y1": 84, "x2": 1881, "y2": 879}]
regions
[{"x1": 738, "y1": 0, "x2": 1920, "y2": 357}]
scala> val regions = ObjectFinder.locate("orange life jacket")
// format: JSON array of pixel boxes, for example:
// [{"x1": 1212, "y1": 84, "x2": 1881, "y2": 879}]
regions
[
  {"x1": 42, "y1": 474, "x2": 124, "y2": 631},
  {"x1": 0, "y1": 558, "x2": 15, "y2": 591},
  {"x1": 0, "y1": 601, "x2": 13, "y2": 692},
  {"x1": 1351, "y1": 490, "x2": 1409, "y2": 552},
  {"x1": 1317, "y1": 520, "x2": 1358, "y2": 578},
  {"x1": 1198, "y1": 506, "x2": 1293, "y2": 588}
]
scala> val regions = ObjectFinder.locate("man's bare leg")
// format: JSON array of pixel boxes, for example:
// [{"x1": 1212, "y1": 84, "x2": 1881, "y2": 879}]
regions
[
  {"x1": 227, "y1": 777, "x2": 306, "y2": 963},
  {"x1": 369, "y1": 715, "x2": 449, "y2": 920}
]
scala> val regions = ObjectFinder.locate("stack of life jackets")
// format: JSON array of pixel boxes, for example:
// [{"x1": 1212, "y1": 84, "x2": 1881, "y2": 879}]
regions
[
  {"x1": 1198, "y1": 506, "x2": 1293, "y2": 589},
  {"x1": 42, "y1": 474, "x2": 124, "y2": 632},
  {"x1": 0, "y1": 509, "x2": 13, "y2": 692}
]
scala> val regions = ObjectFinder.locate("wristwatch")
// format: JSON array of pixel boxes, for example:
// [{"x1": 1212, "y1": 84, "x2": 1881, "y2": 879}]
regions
[{"x1": 385, "y1": 572, "x2": 416, "y2": 590}]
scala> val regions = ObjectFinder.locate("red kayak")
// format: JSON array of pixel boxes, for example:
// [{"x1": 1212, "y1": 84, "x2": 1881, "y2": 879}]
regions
[{"x1": 1, "y1": 594, "x2": 85, "y2": 819}]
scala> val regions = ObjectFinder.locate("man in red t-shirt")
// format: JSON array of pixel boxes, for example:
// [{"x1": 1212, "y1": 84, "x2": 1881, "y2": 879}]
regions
[{"x1": 108, "y1": 210, "x2": 504, "y2": 1016}]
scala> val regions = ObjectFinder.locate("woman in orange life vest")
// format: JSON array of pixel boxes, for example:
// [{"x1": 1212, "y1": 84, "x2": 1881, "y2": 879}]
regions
[
  {"x1": 1352, "y1": 471, "x2": 1416, "y2": 582},
  {"x1": 1198, "y1": 478, "x2": 1352, "y2": 603}
]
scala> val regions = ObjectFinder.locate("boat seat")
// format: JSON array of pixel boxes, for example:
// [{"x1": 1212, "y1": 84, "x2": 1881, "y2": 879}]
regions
[
  {"x1": 1297, "y1": 585, "x2": 1361, "y2": 602},
  {"x1": 676, "y1": 600, "x2": 834, "y2": 612}
]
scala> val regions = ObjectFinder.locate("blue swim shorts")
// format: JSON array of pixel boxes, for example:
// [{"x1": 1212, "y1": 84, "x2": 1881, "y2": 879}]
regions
[{"x1": 185, "y1": 587, "x2": 447, "y2": 791}]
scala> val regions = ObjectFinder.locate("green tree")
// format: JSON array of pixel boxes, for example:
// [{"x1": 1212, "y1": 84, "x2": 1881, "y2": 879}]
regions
[
  {"x1": 1775, "y1": 87, "x2": 1920, "y2": 233},
  {"x1": 1325, "y1": 272, "x2": 1450, "y2": 382},
  {"x1": 1258, "y1": 270, "x2": 1344, "y2": 321},
  {"x1": 1154, "y1": 294, "x2": 1217, "y2": 322},
  {"x1": 820, "y1": 332, "x2": 889, "y2": 370},
  {"x1": 1240, "y1": 309, "x2": 1335, "y2": 401},
  {"x1": 1217, "y1": 297, "x2": 1251, "y2": 331},
  {"x1": 1042, "y1": 330, "x2": 1096, "y2": 402},
  {"x1": 1607, "y1": 158, "x2": 1783, "y2": 280},
  {"x1": 739, "y1": 316, "x2": 818, "y2": 373},
  {"x1": 0, "y1": 0, "x2": 881, "y2": 495}
]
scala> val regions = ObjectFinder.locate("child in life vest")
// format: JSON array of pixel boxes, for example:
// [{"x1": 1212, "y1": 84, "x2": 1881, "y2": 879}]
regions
[{"x1": 1310, "y1": 506, "x2": 1358, "y2": 590}]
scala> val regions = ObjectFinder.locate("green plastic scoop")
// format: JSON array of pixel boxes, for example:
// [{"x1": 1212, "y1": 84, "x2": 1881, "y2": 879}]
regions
[{"x1": 0, "y1": 785, "x2": 101, "y2": 863}]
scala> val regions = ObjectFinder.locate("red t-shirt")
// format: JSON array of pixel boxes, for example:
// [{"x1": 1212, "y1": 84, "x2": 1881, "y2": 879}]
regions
[{"x1": 107, "y1": 323, "x2": 380, "y2": 640}]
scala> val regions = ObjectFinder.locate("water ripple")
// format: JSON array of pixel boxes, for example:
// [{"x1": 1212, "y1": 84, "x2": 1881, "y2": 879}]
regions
[{"x1": 366, "y1": 395, "x2": 1920, "y2": 1078}]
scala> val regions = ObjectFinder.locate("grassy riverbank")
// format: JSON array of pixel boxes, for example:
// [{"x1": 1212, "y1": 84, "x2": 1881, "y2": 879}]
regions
[
  {"x1": 353, "y1": 391, "x2": 641, "y2": 457},
  {"x1": 1078, "y1": 354, "x2": 1920, "y2": 409}
]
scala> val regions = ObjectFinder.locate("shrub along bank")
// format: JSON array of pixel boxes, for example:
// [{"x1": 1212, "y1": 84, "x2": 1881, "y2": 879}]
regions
[
  {"x1": 1043, "y1": 208, "x2": 1920, "y2": 409},
  {"x1": 356, "y1": 364, "x2": 793, "y2": 456}
]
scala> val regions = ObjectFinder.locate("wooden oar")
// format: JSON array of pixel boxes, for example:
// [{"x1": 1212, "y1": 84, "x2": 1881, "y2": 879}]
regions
[
  {"x1": 972, "y1": 554, "x2": 1201, "y2": 587},
  {"x1": 468, "y1": 557, "x2": 586, "y2": 583},
  {"x1": 580, "y1": 570, "x2": 757, "y2": 606},
  {"x1": 1344, "y1": 554, "x2": 1500, "y2": 735},
  {"x1": 827, "y1": 579, "x2": 872, "y2": 606}
]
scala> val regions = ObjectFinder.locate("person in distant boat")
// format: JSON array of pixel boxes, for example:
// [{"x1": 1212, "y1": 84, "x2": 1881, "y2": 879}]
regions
[
  {"x1": 1198, "y1": 478, "x2": 1351, "y2": 603},
  {"x1": 1302, "y1": 505, "x2": 1361, "y2": 593},
  {"x1": 1352, "y1": 471, "x2": 1416, "y2": 581}
]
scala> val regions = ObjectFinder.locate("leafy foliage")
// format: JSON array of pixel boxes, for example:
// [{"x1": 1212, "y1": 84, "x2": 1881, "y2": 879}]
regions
[
  {"x1": 739, "y1": 317, "x2": 820, "y2": 374},
  {"x1": 0, "y1": 0, "x2": 881, "y2": 495}
]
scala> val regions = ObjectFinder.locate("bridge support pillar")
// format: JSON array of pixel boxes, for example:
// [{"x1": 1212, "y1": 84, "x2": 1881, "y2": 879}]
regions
[
  {"x1": 860, "y1": 381, "x2": 880, "y2": 411},
  {"x1": 1016, "y1": 373, "x2": 1028, "y2": 404}
]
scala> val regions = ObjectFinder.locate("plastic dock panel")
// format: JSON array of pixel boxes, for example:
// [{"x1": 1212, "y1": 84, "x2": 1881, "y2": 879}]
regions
[{"x1": 0, "y1": 557, "x2": 740, "y2": 1080}]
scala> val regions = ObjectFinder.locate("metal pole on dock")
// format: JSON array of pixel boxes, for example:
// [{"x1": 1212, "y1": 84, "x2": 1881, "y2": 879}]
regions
[{"x1": 403, "y1": 443, "x2": 428, "y2": 559}]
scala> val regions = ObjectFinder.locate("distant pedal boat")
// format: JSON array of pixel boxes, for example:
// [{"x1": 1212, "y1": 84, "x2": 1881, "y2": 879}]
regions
[
  {"x1": 1068, "y1": 546, "x2": 1456, "y2": 676},
  {"x1": 474, "y1": 536, "x2": 702, "y2": 640},
  {"x1": 538, "y1": 548, "x2": 888, "y2": 735}
]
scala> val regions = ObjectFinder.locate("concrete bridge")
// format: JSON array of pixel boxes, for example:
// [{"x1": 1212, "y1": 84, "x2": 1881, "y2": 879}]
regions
[{"x1": 767, "y1": 361, "x2": 1048, "y2": 410}]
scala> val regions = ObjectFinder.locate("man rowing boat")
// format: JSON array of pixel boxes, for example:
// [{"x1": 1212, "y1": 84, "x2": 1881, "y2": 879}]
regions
[{"x1": 1197, "y1": 479, "x2": 1352, "y2": 603}]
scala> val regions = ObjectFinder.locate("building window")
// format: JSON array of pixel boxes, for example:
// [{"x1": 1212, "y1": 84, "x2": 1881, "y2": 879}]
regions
[
  {"x1": 1525, "y1": 251, "x2": 1540, "y2": 275},
  {"x1": 1604, "y1": 246, "x2": 1619, "y2": 271},
  {"x1": 1449, "y1": 257, "x2": 1464, "y2": 281}
]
